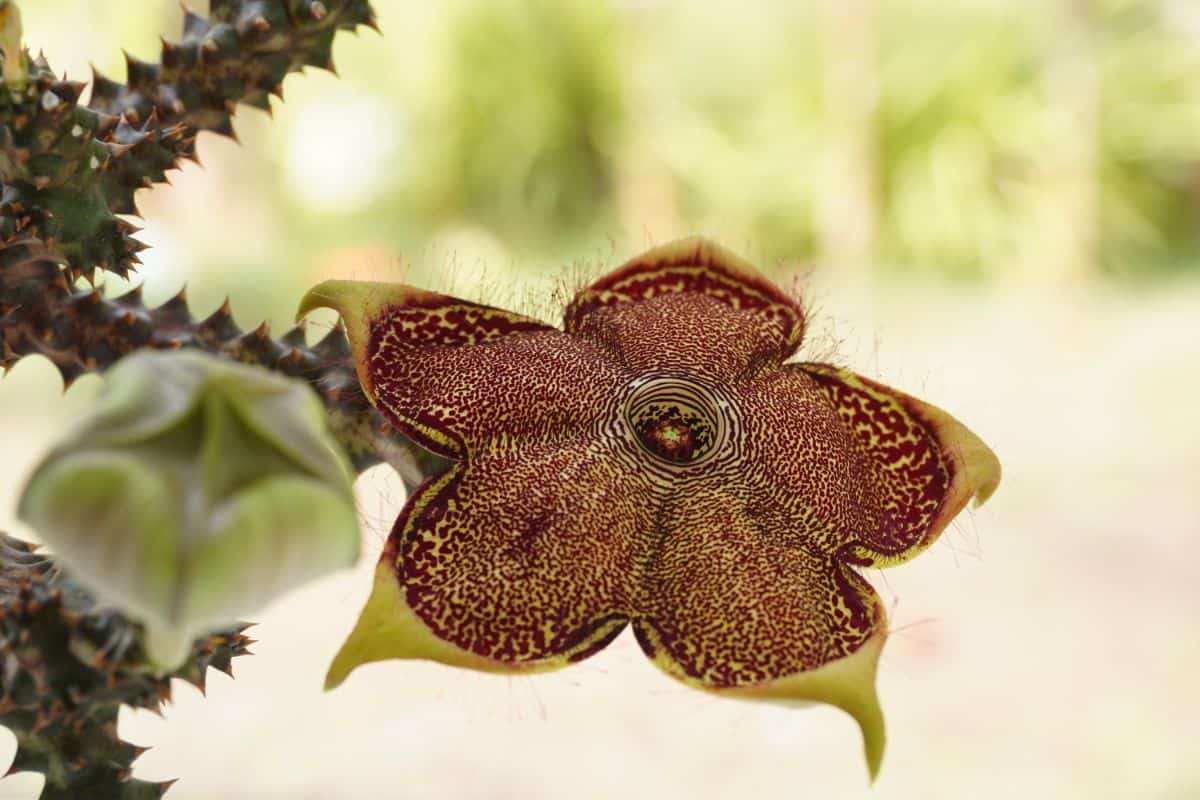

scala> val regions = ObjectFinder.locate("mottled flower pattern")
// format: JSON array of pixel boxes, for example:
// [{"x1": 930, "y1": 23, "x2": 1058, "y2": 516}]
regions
[{"x1": 298, "y1": 238, "x2": 1001, "y2": 778}]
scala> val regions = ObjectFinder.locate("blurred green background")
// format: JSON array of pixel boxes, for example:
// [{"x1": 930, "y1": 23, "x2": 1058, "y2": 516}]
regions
[{"x1": 2, "y1": 0, "x2": 1199, "y2": 798}]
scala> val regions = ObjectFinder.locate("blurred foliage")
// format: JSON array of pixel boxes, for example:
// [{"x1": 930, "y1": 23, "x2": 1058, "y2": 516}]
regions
[
  {"x1": 650, "y1": 3, "x2": 824, "y2": 265},
  {"x1": 16, "y1": 0, "x2": 1200, "y2": 283},
  {"x1": 390, "y1": 0, "x2": 1200, "y2": 277},
  {"x1": 1098, "y1": 0, "x2": 1200, "y2": 275},
  {"x1": 400, "y1": 0, "x2": 625, "y2": 249},
  {"x1": 875, "y1": 0, "x2": 1200, "y2": 276},
  {"x1": 876, "y1": 5, "x2": 1045, "y2": 277}
]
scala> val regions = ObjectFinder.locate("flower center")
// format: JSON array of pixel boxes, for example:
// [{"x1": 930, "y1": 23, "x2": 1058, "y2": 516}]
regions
[{"x1": 624, "y1": 376, "x2": 727, "y2": 466}]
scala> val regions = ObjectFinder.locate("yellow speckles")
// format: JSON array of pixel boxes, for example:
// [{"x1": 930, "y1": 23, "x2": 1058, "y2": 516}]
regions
[{"x1": 312, "y1": 237, "x2": 1000, "y2": 782}]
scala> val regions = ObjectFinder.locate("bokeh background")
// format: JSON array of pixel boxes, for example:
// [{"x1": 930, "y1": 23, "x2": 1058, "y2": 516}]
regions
[{"x1": 3, "y1": 0, "x2": 1199, "y2": 798}]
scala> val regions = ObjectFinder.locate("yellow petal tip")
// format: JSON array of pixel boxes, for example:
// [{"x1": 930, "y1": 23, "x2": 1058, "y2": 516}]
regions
[
  {"x1": 296, "y1": 279, "x2": 359, "y2": 323},
  {"x1": 720, "y1": 631, "x2": 888, "y2": 781},
  {"x1": 323, "y1": 639, "x2": 358, "y2": 691},
  {"x1": 969, "y1": 447, "x2": 1002, "y2": 508},
  {"x1": 323, "y1": 557, "x2": 413, "y2": 691},
  {"x1": 324, "y1": 554, "x2": 540, "y2": 691}
]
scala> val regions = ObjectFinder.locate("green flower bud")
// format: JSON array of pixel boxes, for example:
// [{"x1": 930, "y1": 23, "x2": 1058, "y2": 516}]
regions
[{"x1": 18, "y1": 350, "x2": 360, "y2": 669}]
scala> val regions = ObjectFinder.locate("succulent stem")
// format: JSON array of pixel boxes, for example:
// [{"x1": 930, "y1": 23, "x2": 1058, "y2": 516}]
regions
[{"x1": 1, "y1": 533, "x2": 253, "y2": 799}]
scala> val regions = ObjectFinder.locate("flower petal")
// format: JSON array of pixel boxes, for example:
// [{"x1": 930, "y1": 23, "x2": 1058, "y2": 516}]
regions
[
  {"x1": 630, "y1": 477, "x2": 888, "y2": 779},
  {"x1": 298, "y1": 282, "x2": 626, "y2": 458},
  {"x1": 326, "y1": 436, "x2": 652, "y2": 688},
  {"x1": 734, "y1": 364, "x2": 876, "y2": 558},
  {"x1": 564, "y1": 237, "x2": 806, "y2": 383},
  {"x1": 727, "y1": 632, "x2": 888, "y2": 781},
  {"x1": 795, "y1": 364, "x2": 1001, "y2": 567}
]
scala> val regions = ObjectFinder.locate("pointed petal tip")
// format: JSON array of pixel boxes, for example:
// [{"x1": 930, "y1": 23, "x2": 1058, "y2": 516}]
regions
[
  {"x1": 296, "y1": 278, "x2": 391, "y2": 324},
  {"x1": 323, "y1": 640, "x2": 357, "y2": 691},
  {"x1": 296, "y1": 280, "x2": 426, "y2": 405},
  {"x1": 322, "y1": 556, "x2": 421, "y2": 692},
  {"x1": 295, "y1": 279, "x2": 350, "y2": 323},
  {"x1": 295, "y1": 280, "x2": 427, "y2": 326},
  {"x1": 937, "y1": 413, "x2": 1001, "y2": 514},
  {"x1": 324, "y1": 551, "x2": 555, "y2": 691},
  {"x1": 720, "y1": 631, "x2": 888, "y2": 782},
  {"x1": 969, "y1": 446, "x2": 1002, "y2": 509}
]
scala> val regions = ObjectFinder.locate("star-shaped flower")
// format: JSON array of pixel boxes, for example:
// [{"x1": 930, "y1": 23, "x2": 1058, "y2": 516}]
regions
[{"x1": 298, "y1": 238, "x2": 1000, "y2": 778}]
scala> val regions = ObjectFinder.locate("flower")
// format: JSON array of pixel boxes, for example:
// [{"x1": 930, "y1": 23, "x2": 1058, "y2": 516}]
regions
[
  {"x1": 298, "y1": 237, "x2": 1000, "y2": 778},
  {"x1": 18, "y1": 350, "x2": 360, "y2": 669}
]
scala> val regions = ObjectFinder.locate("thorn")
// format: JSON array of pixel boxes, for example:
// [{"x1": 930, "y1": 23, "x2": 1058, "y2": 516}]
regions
[
  {"x1": 280, "y1": 325, "x2": 307, "y2": 348},
  {"x1": 119, "y1": 284, "x2": 146, "y2": 307},
  {"x1": 253, "y1": 321, "x2": 270, "y2": 339}
]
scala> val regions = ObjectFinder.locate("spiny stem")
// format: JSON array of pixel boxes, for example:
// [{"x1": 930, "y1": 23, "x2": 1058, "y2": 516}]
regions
[{"x1": 0, "y1": 236, "x2": 446, "y2": 485}]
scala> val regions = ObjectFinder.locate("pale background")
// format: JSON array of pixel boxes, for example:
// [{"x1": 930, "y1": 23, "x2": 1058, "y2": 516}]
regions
[{"x1": 2, "y1": 1, "x2": 1199, "y2": 798}]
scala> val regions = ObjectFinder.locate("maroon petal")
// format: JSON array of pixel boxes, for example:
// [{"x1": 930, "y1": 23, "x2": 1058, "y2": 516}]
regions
[
  {"x1": 746, "y1": 363, "x2": 1001, "y2": 567},
  {"x1": 299, "y1": 282, "x2": 627, "y2": 458},
  {"x1": 630, "y1": 472, "x2": 888, "y2": 777},
  {"x1": 564, "y1": 238, "x2": 806, "y2": 384},
  {"x1": 326, "y1": 432, "x2": 656, "y2": 686}
]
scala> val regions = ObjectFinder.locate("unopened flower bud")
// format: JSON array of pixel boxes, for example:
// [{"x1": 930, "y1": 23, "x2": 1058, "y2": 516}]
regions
[{"x1": 18, "y1": 350, "x2": 360, "y2": 668}]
